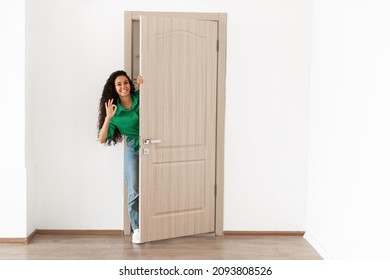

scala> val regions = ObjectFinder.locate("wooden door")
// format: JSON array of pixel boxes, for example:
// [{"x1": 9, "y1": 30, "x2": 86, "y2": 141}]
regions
[{"x1": 139, "y1": 15, "x2": 218, "y2": 243}]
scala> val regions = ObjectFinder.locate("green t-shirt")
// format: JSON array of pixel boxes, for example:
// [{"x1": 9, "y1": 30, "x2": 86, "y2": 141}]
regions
[{"x1": 106, "y1": 89, "x2": 140, "y2": 151}]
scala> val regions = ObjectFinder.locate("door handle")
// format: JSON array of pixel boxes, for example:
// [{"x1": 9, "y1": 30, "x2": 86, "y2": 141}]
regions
[{"x1": 144, "y1": 139, "x2": 162, "y2": 145}]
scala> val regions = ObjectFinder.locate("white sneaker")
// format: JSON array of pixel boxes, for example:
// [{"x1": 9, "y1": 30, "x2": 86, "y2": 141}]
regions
[{"x1": 132, "y1": 229, "x2": 142, "y2": 244}]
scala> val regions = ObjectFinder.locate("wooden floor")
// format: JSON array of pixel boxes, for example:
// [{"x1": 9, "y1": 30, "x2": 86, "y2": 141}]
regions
[{"x1": 0, "y1": 233, "x2": 322, "y2": 260}]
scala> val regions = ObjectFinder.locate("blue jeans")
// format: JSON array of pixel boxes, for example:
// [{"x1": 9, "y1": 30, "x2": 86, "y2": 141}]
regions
[{"x1": 125, "y1": 139, "x2": 139, "y2": 231}]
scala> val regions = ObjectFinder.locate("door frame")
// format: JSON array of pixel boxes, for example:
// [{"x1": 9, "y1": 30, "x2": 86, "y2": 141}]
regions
[{"x1": 123, "y1": 11, "x2": 226, "y2": 237}]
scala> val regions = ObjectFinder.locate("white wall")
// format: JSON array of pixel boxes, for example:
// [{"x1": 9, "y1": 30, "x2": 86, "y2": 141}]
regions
[
  {"x1": 306, "y1": 0, "x2": 390, "y2": 259},
  {"x1": 0, "y1": 0, "x2": 27, "y2": 237},
  {"x1": 223, "y1": 1, "x2": 312, "y2": 230},
  {"x1": 22, "y1": 0, "x2": 312, "y2": 234}
]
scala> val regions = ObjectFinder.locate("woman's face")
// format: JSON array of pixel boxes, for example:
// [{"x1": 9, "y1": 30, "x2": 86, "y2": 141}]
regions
[{"x1": 115, "y1": 75, "x2": 131, "y2": 97}]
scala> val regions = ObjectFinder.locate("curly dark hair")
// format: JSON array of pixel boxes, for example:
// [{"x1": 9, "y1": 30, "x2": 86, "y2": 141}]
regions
[{"x1": 98, "y1": 70, "x2": 135, "y2": 145}]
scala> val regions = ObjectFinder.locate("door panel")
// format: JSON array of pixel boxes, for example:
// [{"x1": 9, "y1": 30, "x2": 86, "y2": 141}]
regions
[{"x1": 139, "y1": 15, "x2": 218, "y2": 242}]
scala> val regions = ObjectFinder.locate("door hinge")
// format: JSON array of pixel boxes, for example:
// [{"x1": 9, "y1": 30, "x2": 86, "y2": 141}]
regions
[
  {"x1": 214, "y1": 183, "x2": 217, "y2": 196},
  {"x1": 216, "y1": 40, "x2": 219, "y2": 52}
]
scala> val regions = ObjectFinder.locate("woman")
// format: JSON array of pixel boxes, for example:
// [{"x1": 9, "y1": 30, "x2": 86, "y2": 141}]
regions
[{"x1": 97, "y1": 70, "x2": 143, "y2": 244}]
